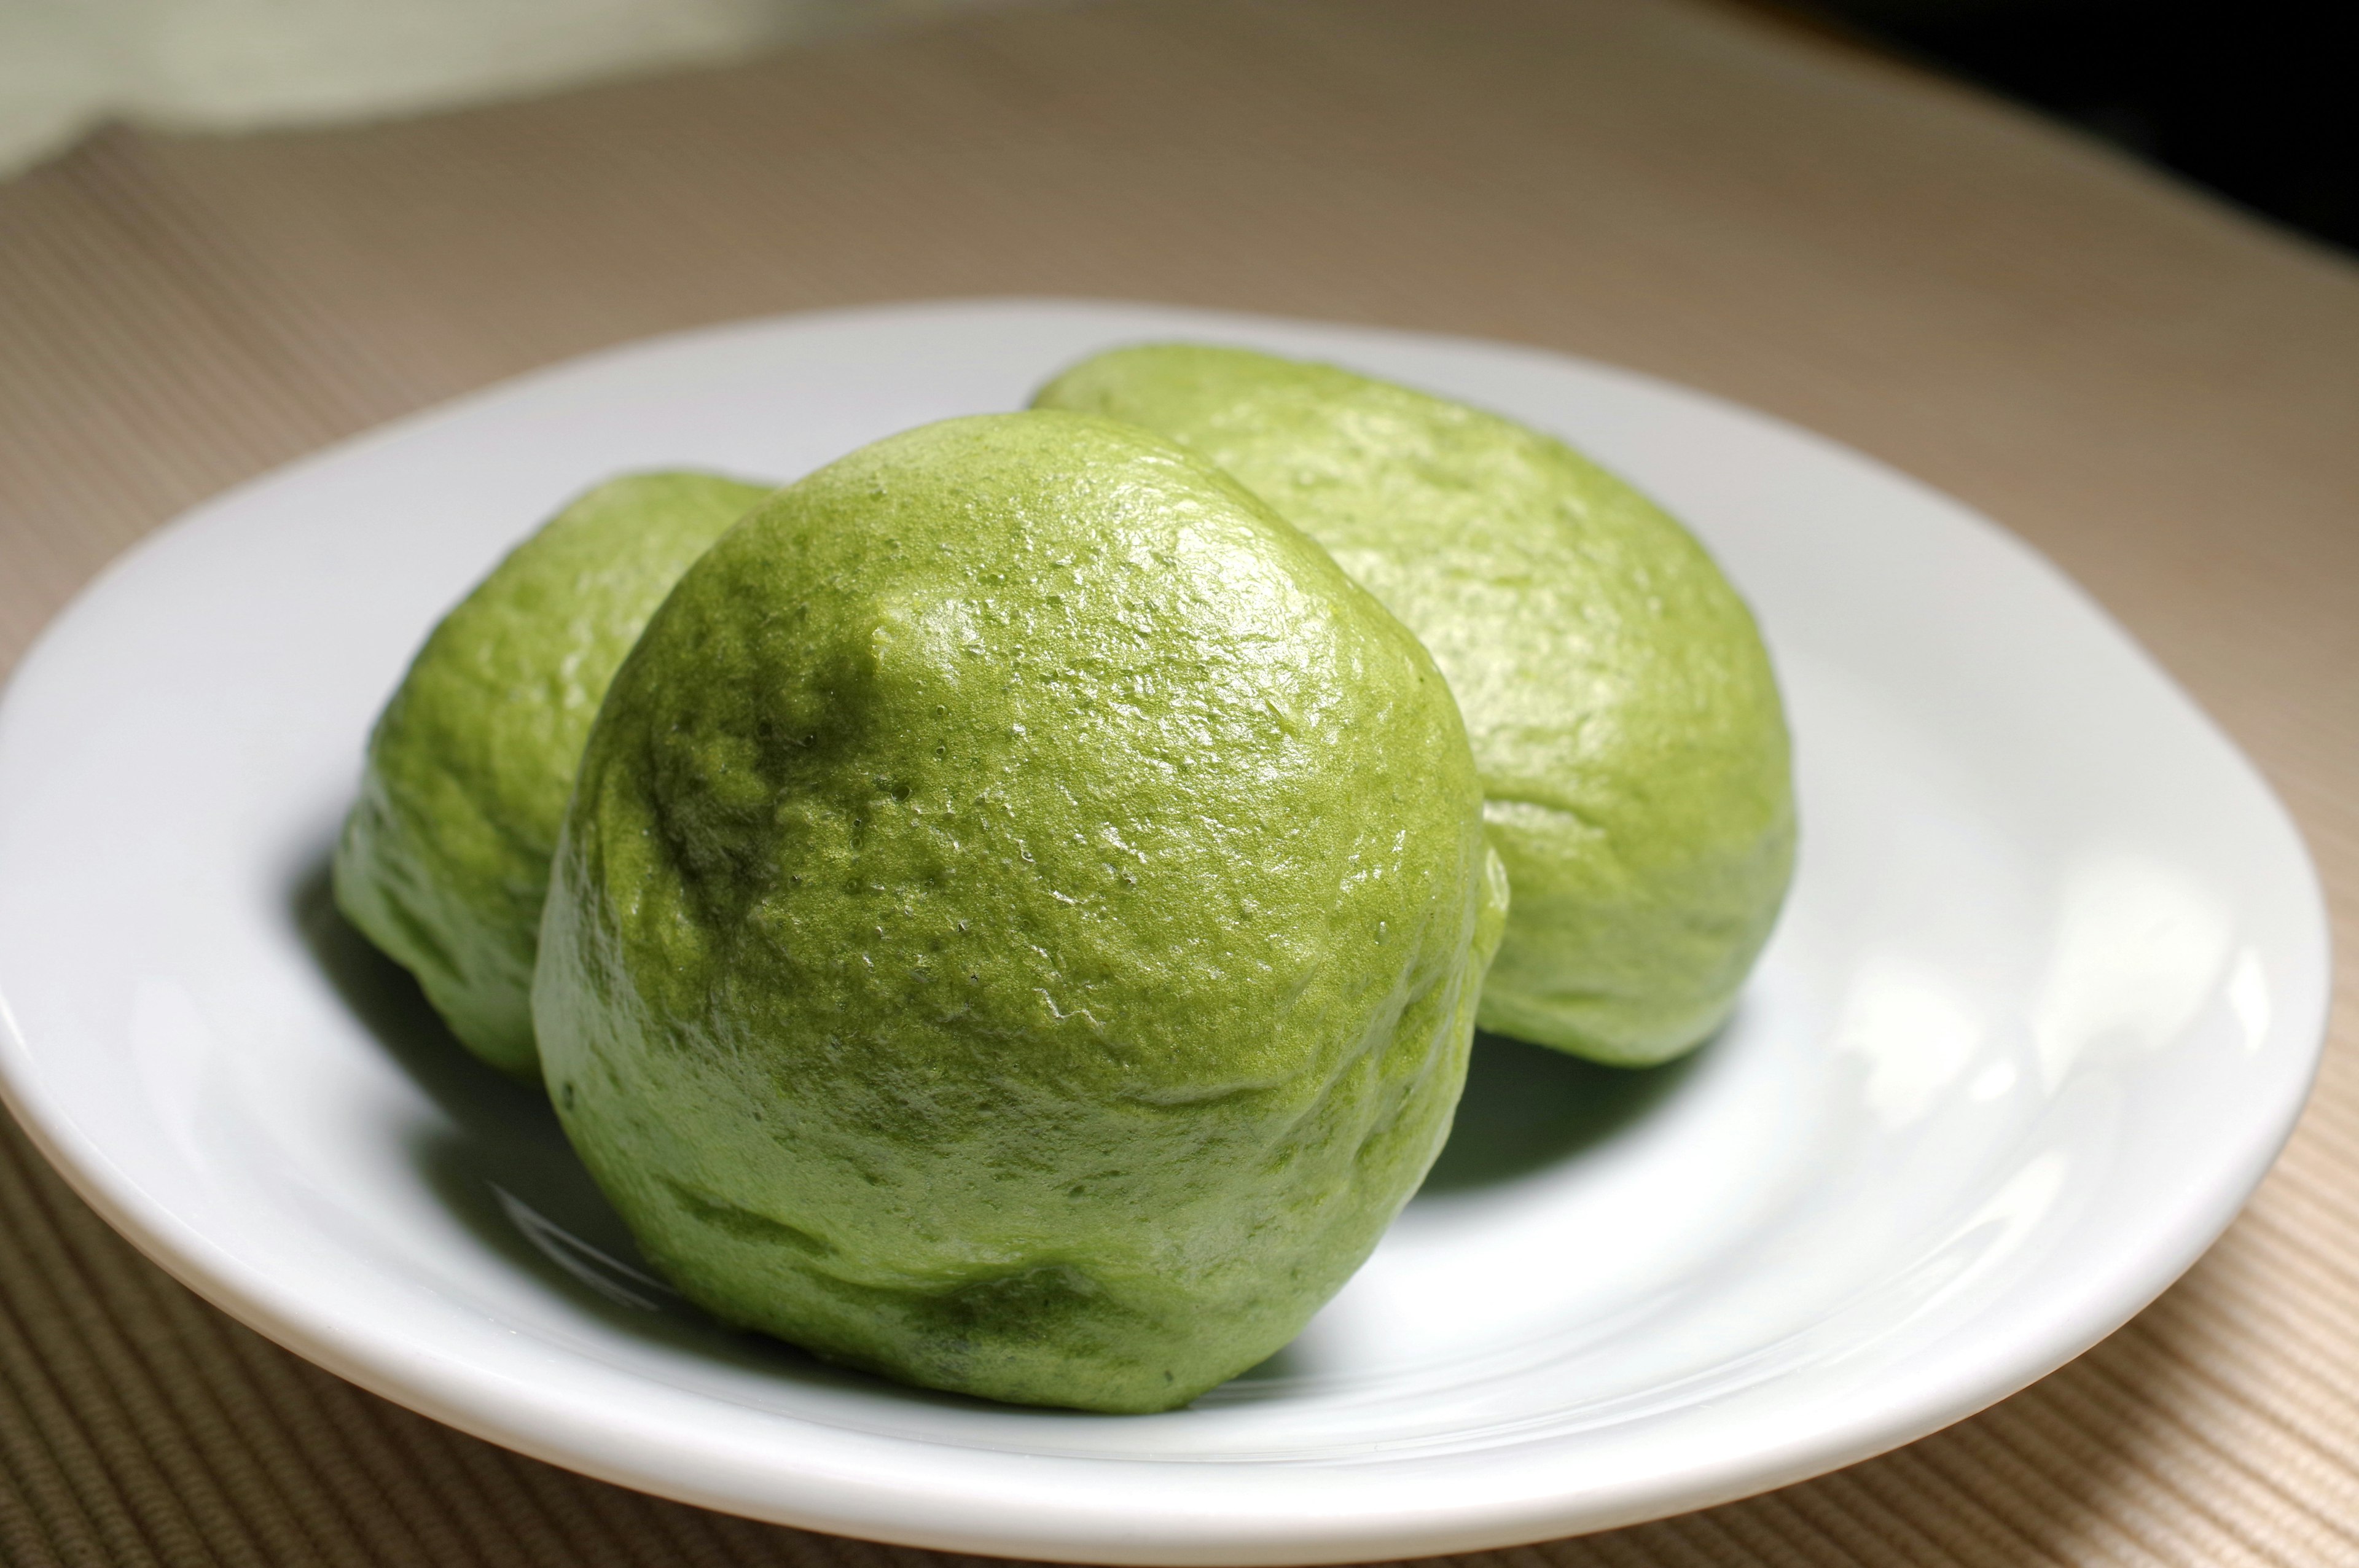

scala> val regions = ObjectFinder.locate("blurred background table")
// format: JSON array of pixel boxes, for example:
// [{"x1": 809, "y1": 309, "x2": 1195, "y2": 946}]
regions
[{"x1": 2, "y1": 1, "x2": 2354, "y2": 1562}]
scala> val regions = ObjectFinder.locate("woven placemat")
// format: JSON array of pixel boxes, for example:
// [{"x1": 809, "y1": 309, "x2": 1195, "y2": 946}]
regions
[{"x1": 2, "y1": 1, "x2": 2353, "y2": 1562}]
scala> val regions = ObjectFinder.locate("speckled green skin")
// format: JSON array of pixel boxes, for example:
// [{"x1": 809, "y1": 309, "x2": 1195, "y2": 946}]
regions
[
  {"x1": 1037, "y1": 346, "x2": 1793, "y2": 1066},
  {"x1": 534, "y1": 413, "x2": 1504, "y2": 1413},
  {"x1": 334, "y1": 472, "x2": 772, "y2": 1077}
]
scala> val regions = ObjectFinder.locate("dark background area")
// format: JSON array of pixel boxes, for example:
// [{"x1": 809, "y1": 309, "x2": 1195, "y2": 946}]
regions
[{"x1": 1770, "y1": 0, "x2": 2357, "y2": 253}]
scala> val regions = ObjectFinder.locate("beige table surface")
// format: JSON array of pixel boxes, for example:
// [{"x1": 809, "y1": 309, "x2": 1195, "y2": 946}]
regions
[{"x1": 3, "y1": 1, "x2": 2355, "y2": 1562}]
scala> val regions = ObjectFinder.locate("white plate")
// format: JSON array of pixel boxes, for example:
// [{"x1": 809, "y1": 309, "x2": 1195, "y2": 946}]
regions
[{"x1": 0, "y1": 300, "x2": 2328, "y2": 1565}]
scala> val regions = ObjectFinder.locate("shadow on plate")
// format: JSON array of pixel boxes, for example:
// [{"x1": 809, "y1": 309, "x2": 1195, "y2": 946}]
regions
[{"x1": 1413, "y1": 1030, "x2": 1707, "y2": 1198}]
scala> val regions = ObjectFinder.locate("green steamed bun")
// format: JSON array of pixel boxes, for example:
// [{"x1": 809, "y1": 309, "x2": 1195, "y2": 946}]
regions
[
  {"x1": 335, "y1": 470, "x2": 772, "y2": 1076},
  {"x1": 1036, "y1": 345, "x2": 1793, "y2": 1066},
  {"x1": 533, "y1": 412, "x2": 1506, "y2": 1411}
]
